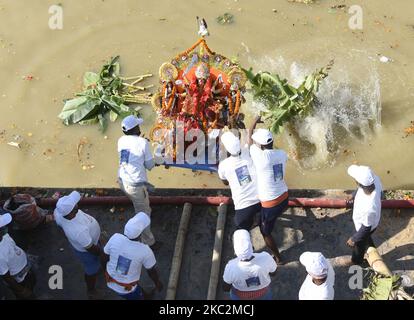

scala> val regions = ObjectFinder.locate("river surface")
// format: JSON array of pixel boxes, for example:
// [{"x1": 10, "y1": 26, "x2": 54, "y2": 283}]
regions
[{"x1": 0, "y1": 0, "x2": 413, "y2": 189}]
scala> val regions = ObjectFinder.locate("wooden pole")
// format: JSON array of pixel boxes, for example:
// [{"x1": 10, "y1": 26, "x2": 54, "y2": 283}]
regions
[
  {"x1": 207, "y1": 203, "x2": 227, "y2": 300},
  {"x1": 366, "y1": 247, "x2": 392, "y2": 277},
  {"x1": 165, "y1": 202, "x2": 192, "y2": 300}
]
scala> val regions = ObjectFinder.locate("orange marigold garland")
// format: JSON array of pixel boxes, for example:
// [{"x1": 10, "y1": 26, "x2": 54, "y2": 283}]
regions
[
  {"x1": 234, "y1": 91, "x2": 241, "y2": 115},
  {"x1": 228, "y1": 90, "x2": 241, "y2": 116},
  {"x1": 173, "y1": 39, "x2": 215, "y2": 64},
  {"x1": 161, "y1": 84, "x2": 177, "y2": 113},
  {"x1": 228, "y1": 94, "x2": 234, "y2": 115}
]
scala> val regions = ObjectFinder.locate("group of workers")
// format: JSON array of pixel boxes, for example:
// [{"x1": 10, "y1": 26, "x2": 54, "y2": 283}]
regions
[
  {"x1": 218, "y1": 116, "x2": 382, "y2": 300},
  {"x1": 0, "y1": 114, "x2": 383, "y2": 300}
]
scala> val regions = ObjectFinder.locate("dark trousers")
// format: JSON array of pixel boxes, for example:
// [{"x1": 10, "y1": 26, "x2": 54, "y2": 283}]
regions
[
  {"x1": 352, "y1": 230, "x2": 376, "y2": 265},
  {"x1": 235, "y1": 203, "x2": 262, "y2": 230},
  {"x1": 11, "y1": 270, "x2": 36, "y2": 300}
]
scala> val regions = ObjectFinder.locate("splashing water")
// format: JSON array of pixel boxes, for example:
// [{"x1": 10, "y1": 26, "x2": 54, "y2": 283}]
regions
[{"x1": 247, "y1": 55, "x2": 382, "y2": 169}]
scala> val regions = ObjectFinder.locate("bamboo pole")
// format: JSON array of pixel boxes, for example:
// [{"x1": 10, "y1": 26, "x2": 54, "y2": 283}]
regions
[
  {"x1": 207, "y1": 203, "x2": 227, "y2": 300},
  {"x1": 366, "y1": 247, "x2": 392, "y2": 277},
  {"x1": 131, "y1": 78, "x2": 143, "y2": 85},
  {"x1": 165, "y1": 202, "x2": 192, "y2": 300},
  {"x1": 122, "y1": 83, "x2": 146, "y2": 91},
  {"x1": 120, "y1": 74, "x2": 153, "y2": 81}
]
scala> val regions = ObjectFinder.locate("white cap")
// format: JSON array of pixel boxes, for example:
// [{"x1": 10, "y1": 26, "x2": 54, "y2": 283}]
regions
[
  {"x1": 347, "y1": 165, "x2": 375, "y2": 187},
  {"x1": 124, "y1": 212, "x2": 151, "y2": 240},
  {"x1": 299, "y1": 252, "x2": 329, "y2": 279},
  {"x1": 251, "y1": 128, "x2": 273, "y2": 145},
  {"x1": 122, "y1": 115, "x2": 144, "y2": 132},
  {"x1": 54, "y1": 191, "x2": 81, "y2": 217},
  {"x1": 233, "y1": 229, "x2": 253, "y2": 260},
  {"x1": 0, "y1": 213, "x2": 12, "y2": 228},
  {"x1": 221, "y1": 132, "x2": 241, "y2": 156}
]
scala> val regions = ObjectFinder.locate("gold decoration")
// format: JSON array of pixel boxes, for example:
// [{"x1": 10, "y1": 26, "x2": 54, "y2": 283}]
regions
[
  {"x1": 151, "y1": 92, "x2": 162, "y2": 111},
  {"x1": 228, "y1": 68, "x2": 247, "y2": 88},
  {"x1": 159, "y1": 62, "x2": 178, "y2": 81}
]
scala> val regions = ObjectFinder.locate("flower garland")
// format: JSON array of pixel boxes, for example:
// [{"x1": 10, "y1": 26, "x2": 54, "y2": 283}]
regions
[
  {"x1": 228, "y1": 94, "x2": 234, "y2": 115},
  {"x1": 161, "y1": 83, "x2": 177, "y2": 113},
  {"x1": 173, "y1": 38, "x2": 215, "y2": 63},
  {"x1": 227, "y1": 90, "x2": 241, "y2": 115},
  {"x1": 234, "y1": 91, "x2": 241, "y2": 115}
]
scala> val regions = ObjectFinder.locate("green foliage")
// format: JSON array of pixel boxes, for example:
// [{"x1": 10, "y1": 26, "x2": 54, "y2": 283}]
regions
[
  {"x1": 58, "y1": 56, "x2": 147, "y2": 132},
  {"x1": 216, "y1": 13, "x2": 234, "y2": 25},
  {"x1": 243, "y1": 60, "x2": 333, "y2": 134},
  {"x1": 362, "y1": 270, "x2": 402, "y2": 300}
]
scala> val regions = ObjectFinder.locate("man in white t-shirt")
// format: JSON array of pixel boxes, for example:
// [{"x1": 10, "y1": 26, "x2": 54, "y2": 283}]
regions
[
  {"x1": 223, "y1": 229, "x2": 276, "y2": 300},
  {"x1": 0, "y1": 212, "x2": 36, "y2": 299},
  {"x1": 218, "y1": 132, "x2": 260, "y2": 230},
  {"x1": 104, "y1": 212, "x2": 163, "y2": 300},
  {"x1": 346, "y1": 165, "x2": 383, "y2": 265},
  {"x1": 248, "y1": 116, "x2": 289, "y2": 264},
  {"x1": 54, "y1": 191, "x2": 102, "y2": 298},
  {"x1": 299, "y1": 251, "x2": 335, "y2": 300},
  {"x1": 118, "y1": 115, "x2": 157, "y2": 248}
]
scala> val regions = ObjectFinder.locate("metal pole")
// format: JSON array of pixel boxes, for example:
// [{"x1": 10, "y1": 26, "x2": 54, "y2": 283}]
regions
[{"x1": 34, "y1": 196, "x2": 414, "y2": 209}]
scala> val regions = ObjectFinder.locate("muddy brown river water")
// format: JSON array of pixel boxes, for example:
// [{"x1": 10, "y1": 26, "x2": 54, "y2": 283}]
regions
[{"x1": 0, "y1": 0, "x2": 413, "y2": 189}]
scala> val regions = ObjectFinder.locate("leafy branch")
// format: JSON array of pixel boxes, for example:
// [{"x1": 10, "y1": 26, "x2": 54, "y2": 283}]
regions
[
  {"x1": 362, "y1": 269, "x2": 412, "y2": 300},
  {"x1": 58, "y1": 56, "x2": 152, "y2": 132},
  {"x1": 243, "y1": 60, "x2": 333, "y2": 134}
]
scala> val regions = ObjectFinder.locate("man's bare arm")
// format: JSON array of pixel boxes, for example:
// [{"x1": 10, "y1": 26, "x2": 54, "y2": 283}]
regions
[{"x1": 248, "y1": 116, "x2": 263, "y2": 146}]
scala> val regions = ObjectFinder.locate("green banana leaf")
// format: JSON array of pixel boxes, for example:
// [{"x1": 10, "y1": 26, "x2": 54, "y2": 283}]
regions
[
  {"x1": 78, "y1": 117, "x2": 99, "y2": 126},
  {"x1": 109, "y1": 110, "x2": 118, "y2": 122},
  {"x1": 83, "y1": 72, "x2": 99, "y2": 88},
  {"x1": 58, "y1": 96, "x2": 88, "y2": 121},
  {"x1": 67, "y1": 98, "x2": 101, "y2": 124},
  {"x1": 362, "y1": 273, "x2": 401, "y2": 300},
  {"x1": 98, "y1": 113, "x2": 108, "y2": 133},
  {"x1": 100, "y1": 56, "x2": 120, "y2": 84},
  {"x1": 59, "y1": 56, "x2": 142, "y2": 132},
  {"x1": 243, "y1": 60, "x2": 333, "y2": 135}
]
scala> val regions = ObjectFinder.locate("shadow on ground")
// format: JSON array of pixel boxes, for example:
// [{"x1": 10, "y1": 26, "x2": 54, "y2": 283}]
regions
[{"x1": 1, "y1": 204, "x2": 413, "y2": 300}]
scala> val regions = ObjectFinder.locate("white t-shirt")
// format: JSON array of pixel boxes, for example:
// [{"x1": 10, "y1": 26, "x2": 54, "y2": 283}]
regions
[
  {"x1": 55, "y1": 210, "x2": 101, "y2": 252},
  {"x1": 0, "y1": 234, "x2": 29, "y2": 283},
  {"x1": 299, "y1": 261, "x2": 335, "y2": 300},
  {"x1": 118, "y1": 135, "x2": 153, "y2": 184},
  {"x1": 250, "y1": 145, "x2": 288, "y2": 202},
  {"x1": 353, "y1": 175, "x2": 382, "y2": 232},
  {"x1": 218, "y1": 152, "x2": 259, "y2": 210},
  {"x1": 223, "y1": 252, "x2": 277, "y2": 291},
  {"x1": 104, "y1": 233, "x2": 156, "y2": 294}
]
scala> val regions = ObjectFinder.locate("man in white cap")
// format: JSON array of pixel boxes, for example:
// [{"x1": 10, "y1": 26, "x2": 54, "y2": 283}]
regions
[
  {"x1": 248, "y1": 116, "x2": 289, "y2": 264},
  {"x1": 118, "y1": 115, "x2": 157, "y2": 248},
  {"x1": 0, "y1": 211, "x2": 36, "y2": 299},
  {"x1": 298, "y1": 251, "x2": 335, "y2": 300},
  {"x1": 218, "y1": 131, "x2": 260, "y2": 230},
  {"x1": 346, "y1": 165, "x2": 383, "y2": 265},
  {"x1": 103, "y1": 212, "x2": 163, "y2": 300},
  {"x1": 223, "y1": 229, "x2": 276, "y2": 300},
  {"x1": 54, "y1": 191, "x2": 102, "y2": 298}
]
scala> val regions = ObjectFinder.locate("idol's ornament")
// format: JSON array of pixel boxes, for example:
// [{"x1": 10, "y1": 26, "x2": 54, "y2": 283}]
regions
[{"x1": 150, "y1": 18, "x2": 247, "y2": 171}]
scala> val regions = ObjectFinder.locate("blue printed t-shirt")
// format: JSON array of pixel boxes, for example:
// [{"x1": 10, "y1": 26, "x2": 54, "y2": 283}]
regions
[
  {"x1": 218, "y1": 149, "x2": 259, "y2": 210},
  {"x1": 104, "y1": 233, "x2": 156, "y2": 294}
]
